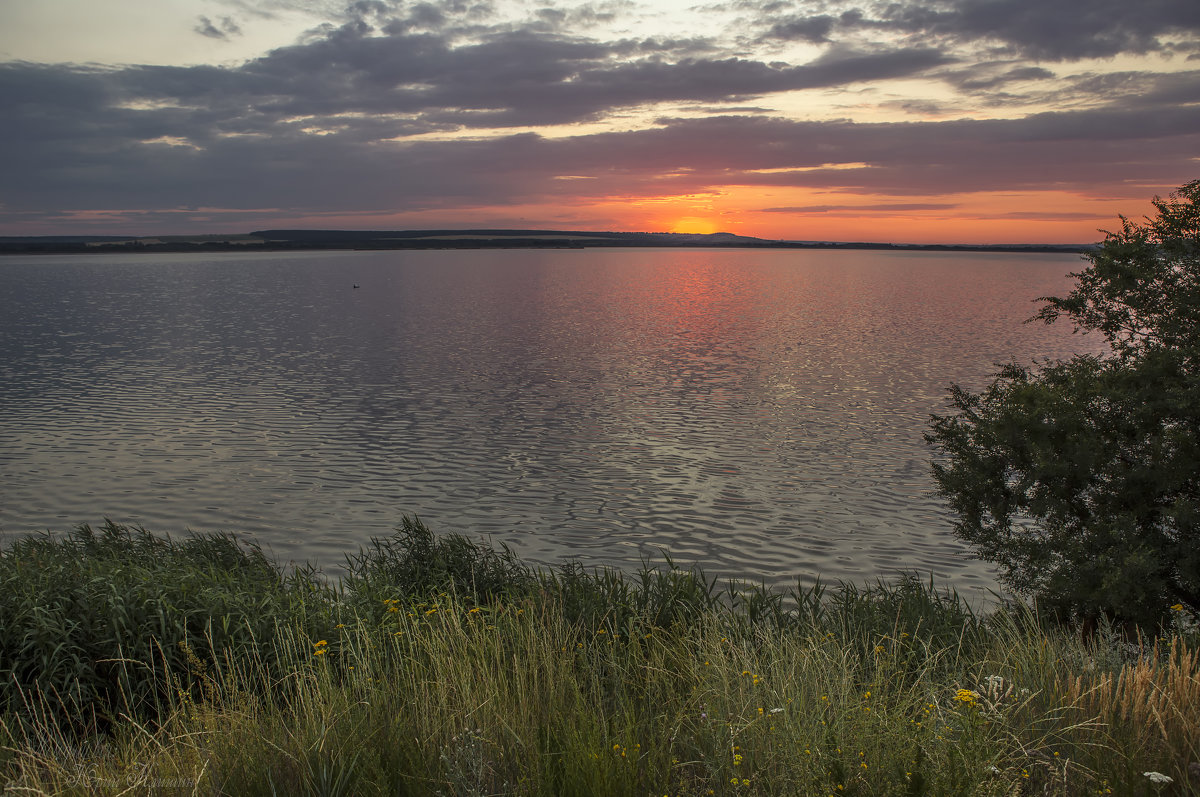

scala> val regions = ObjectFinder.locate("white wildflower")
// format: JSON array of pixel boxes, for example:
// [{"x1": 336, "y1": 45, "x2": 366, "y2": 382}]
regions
[{"x1": 1144, "y1": 772, "x2": 1173, "y2": 785}]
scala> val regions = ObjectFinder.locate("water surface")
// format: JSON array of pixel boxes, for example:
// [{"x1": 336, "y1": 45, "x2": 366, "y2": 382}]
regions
[{"x1": 0, "y1": 248, "x2": 1105, "y2": 595}]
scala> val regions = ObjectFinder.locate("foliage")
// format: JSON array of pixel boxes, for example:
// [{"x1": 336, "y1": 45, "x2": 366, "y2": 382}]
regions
[
  {"x1": 927, "y1": 180, "x2": 1200, "y2": 629},
  {"x1": 0, "y1": 519, "x2": 989, "y2": 734},
  {"x1": 2, "y1": 524, "x2": 1198, "y2": 795},
  {"x1": 341, "y1": 515, "x2": 537, "y2": 621},
  {"x1": 0, "y1": 520, "x2": 331, "y2": 733}
]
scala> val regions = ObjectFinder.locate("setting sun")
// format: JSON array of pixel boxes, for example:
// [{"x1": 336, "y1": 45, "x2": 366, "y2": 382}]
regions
[{"x1": 668, "y1": 217, "x2": 721, "y2": 235}]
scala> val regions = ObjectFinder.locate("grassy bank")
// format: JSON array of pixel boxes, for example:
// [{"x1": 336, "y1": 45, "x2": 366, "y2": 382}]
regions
[{"x1": 1, "y1": 519, "x2": 1197, "y2": 795}]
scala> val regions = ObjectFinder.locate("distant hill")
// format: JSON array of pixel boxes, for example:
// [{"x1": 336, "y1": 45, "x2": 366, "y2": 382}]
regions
[
  {"x1": 248, "y1": 229, "x2": 1094, "y2": 253},
  {"x1": 0, "y1": 229, "x2": 1096, "y2": 254},
  {"x1": 250, "y1": 229, "x2": 772, "y2": 247}
]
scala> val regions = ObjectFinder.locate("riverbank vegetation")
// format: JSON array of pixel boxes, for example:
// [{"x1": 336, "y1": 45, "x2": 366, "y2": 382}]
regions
[
  {"x1": 927, "y1": 179, "x2": 1200, "y2": 630},
  {"x1": 2, "y1": 518, "x2": 1197, "y2": 795}
]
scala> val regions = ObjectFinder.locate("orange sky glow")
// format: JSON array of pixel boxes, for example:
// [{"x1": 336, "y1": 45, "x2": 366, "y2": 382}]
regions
[{"x1": 209, "y1": 188, "x2": 1157, "y2": 245}]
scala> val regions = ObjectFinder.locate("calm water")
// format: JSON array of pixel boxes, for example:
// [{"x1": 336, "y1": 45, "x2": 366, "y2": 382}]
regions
[{"x1": 0, "y1": 248, "x2": 1105, "y2": 595}]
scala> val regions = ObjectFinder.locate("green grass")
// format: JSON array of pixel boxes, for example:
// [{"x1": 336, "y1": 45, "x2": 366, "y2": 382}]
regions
[{"x1": 1, "y1": 518, "x2": 1197, "y2": 795}]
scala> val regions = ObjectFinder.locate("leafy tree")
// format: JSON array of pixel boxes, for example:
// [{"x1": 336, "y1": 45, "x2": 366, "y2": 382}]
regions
[{"x1": 926, "y1": 180, "x2": 1200, "y2": 629}]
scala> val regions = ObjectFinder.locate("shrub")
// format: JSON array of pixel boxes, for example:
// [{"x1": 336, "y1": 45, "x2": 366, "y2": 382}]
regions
[{"x1": 927, "y1": 180, "x2": 1200, "y2": 629}]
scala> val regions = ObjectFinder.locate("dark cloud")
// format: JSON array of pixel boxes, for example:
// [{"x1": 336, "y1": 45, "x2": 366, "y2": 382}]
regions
[
  {"x1": 3, "y1": 0, "x2": 1198, "y2": 233},
  {"x1": 927, "y1": 0, "x2": 1199, "y2": 60},
  {"x1": 927, "y1": 65, "x2": 1200, "y2": 114},
  {"x1": 765, "y1": 14, "x2": 836, "y2": 43},
  {"x1": 4, "y1": 51, "x2": 1196, "y2": 228},
  {"x1": 839, "y1": 0, "x2": 1198, "y2": 61},
  {"x1": 194, "y1": 15, "x2": 243, "y2": 40},
  {"x1": 34, "y1": 22, "x2": 950, "y2": 133},
  {"x1": 532, "y1": 2, "x2": 627, "y2": 32},
  {"x1": 945, "y1": 65, "x2": 1055, "y2": 92}
]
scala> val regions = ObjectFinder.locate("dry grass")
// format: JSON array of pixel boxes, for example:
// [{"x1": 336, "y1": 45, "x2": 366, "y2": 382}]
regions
[{"x1": 2, "y1": 522, "x2": 1198, "y2": 795}]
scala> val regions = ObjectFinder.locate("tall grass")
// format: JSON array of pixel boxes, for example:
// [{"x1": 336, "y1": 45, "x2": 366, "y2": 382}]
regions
[{"x1": 1, "y1": 518, "x2": 1197, "y2": 795}]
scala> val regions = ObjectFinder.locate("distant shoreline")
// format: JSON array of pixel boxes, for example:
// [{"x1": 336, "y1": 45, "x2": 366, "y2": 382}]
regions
[{"x1": 0, "y1": 228, "x2": 1097, "y2": 255}]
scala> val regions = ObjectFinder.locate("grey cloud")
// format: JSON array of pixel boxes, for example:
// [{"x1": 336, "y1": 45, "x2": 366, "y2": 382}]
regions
[
  {"x1": 799, "y1": 46, "x2": 954, "y2": 85},
  {"x1": 3, "y1": 4, "x2": 1197, "y2": 231},
  {"x1": 857, "y1": 0, "x2": 1199, "y2": 61},
  {"x1": 751, "y1": 0, "x2": 1199, "y2": 61},
  {"x1": 9, "y1": 81, "x2": 1190, "y2": 208},
  {"x1": 194, "y1": 15, "x2": 243, "y2": 40},
  {"x1": 194, "y1": 17, "x2": 226, "y2": 39},
  {"x1": 926, "y1": 63, "x2": 1200, "y2": 113},
  {"x1": 947, "y1": 65, "x2": 1055, "y2": 92},
  {"x1": 84, "y1": 23, "x2": 951, "y2": 131},
  {"x1": 889, "y1": 99, "x2": 962, "y2": 115},
  {"x1": 533, "y1": 2, "x2": 627, "y2": 32},
  {"x1": 942, "y1": 0, "x2": 1198, "y2": 60},
  {"x1": 215, "y1": 0, "x2": 348, "y2": 18},
  {"x1": 405, "y1": 3, "x2": 448, "y2": 28},
  {"x1": 543, "y1": 47, "x2": 950, "y2": 112},
  {"x1": 8, "y1": 80, "x2": 1195, "y2": 224},
  {"x1": 1088, "y1": 69, "x2": 1200, "y2": 108},
  {"x1": 519, "y1": 109, "x2": 1200, "y2": 200},
  {"x1": 765, "y1": 15, "x2": 836, "y2": 43}
]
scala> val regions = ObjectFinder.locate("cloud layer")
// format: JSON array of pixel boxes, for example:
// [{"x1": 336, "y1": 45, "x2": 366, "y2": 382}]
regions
[{"x1": 3, "y1": 0, "x2": 1198, "y2": 239}]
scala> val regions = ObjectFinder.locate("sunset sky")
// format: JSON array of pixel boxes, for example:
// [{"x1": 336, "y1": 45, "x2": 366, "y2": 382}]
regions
[{"x1": 2, "y1": 0, "x2": 1198, "y2": 242}]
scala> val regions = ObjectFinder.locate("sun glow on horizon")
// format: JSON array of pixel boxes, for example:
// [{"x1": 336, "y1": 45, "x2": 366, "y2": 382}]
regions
[{"x1": 668, "y1": 216, "x2": 722, "y2": 235}]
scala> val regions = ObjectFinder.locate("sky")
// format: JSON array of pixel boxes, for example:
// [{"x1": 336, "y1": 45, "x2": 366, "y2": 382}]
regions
[{"x1": 2, "y1": 0, "x2": 1198, "y2": 243}]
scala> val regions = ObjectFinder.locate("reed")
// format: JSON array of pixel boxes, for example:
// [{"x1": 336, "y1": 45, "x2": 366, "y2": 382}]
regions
[{"x1": 1, "y1": 519, "x2": 1197, "y2": 795}]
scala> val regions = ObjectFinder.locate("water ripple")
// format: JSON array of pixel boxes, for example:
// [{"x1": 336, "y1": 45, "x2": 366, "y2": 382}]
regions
[{"x1": 0, "y1": 249, "x2": 1107, "y2": 596}]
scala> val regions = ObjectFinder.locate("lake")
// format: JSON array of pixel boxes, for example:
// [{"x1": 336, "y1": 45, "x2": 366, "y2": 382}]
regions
[{"x1": 0, "y1": 247, "x2": 1107, "y2": 596}]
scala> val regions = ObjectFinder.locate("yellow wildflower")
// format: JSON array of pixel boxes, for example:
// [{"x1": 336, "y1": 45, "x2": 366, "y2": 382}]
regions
[{"x1": 954, "y1": 689, "x2": 979, "y2": 707}]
